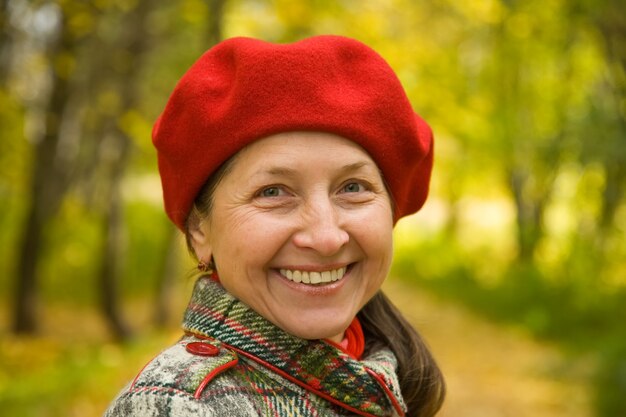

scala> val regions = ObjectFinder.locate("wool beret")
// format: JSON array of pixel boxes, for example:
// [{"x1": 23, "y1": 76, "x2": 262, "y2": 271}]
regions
[{"x1": 153, "y1": 35, "x2": 433, "y2": 230}]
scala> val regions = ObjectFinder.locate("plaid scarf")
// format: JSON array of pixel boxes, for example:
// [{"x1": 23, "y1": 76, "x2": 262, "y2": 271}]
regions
[{"x1": 182, "y1": 277, "x2": 407, "y2": 417}]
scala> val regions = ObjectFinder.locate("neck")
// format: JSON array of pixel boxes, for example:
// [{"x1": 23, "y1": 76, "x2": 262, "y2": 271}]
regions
[{"x1": 327, "y1": 331, "x2": 345, "y2": 344}]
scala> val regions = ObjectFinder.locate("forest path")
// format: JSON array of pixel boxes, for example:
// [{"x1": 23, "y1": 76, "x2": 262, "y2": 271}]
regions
[{"x1": 383, "y1": 278, "x2": 591, "y2": 417}]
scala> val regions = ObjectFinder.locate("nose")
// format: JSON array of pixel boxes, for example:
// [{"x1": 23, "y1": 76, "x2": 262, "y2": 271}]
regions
[{"x1": 292, "y1": 198, "x2": 349, "y2": 256}]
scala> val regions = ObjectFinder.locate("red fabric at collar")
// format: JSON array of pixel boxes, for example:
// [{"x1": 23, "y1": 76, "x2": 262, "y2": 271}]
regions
[{"x1": 325, "y1": 317, "x2": 365, "y2": 360}]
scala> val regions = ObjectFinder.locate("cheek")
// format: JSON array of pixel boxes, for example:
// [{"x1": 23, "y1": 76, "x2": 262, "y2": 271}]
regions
[
  {"x1": 352, "y1": 213, "x2": 393, "y2": 268},
  {"x1": 362, "y1": 214, "x2": 394, "y2": 280},
  {"x1": 370, "y1": 232, "x2": 394, "y2": 276},
  {"x1": 211, "y1": 212, "x2": 291, "y2": 270},
  {"x1": 358, "y1": 203, "x2": 394, "y2": 255}
]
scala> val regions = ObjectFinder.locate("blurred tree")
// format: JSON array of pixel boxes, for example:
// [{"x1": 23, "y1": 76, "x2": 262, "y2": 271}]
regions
[
  {"x1": 10, "y1": 0, "x2": 162, "y2": 338},
  {"x1": 428, "y1": 0, "x2": 622, "y2": 264},
  {"x1": 0, "y1": 0, "x2": 12, "y2": 82},
  {"x1": 588, "y1": 0, "x2": 626, "y2": 240},
  {"x1": 206, "y1": 0, "x2": 226, "y2": 45},
  {"x1": 12, "y1": 0, "x2": 91, "y2": 333},
  {"x1": 0, "y1": 0, "x2": 20, "y2": 223},
  {"x1": 93, "y1": 0, "x2": 160, "y2": 341},
  {"x1": 486, "y1": 1, "x2": 584, "y2": 262}
]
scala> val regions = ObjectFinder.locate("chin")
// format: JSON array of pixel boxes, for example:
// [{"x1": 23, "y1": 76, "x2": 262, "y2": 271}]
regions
[{"x1": 281, "y1": 319, "x2": 350, "y2": 341}]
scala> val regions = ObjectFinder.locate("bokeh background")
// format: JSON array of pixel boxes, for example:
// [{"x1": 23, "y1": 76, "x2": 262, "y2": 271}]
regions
[{"x1": 1, "y1": 1, "x2": 624, "y2": 416}]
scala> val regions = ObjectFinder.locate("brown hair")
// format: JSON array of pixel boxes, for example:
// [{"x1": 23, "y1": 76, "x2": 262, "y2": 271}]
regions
[
  {"x1": 185, "y1": 157, "x2": 445, "y2": 417},
  {"x1": 359, "y1": 293, "x2": 445, "y2": 416},
  {"x1": 185, "y1": 156, "x2": 237, "y2": 251}
]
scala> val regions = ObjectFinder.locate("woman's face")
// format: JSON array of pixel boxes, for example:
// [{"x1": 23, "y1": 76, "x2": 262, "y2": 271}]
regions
[{"x1": 190, "y1": 132, "x2": 394, "y2": 342}]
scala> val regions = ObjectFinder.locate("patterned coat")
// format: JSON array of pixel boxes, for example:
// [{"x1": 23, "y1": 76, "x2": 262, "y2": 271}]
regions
[{"x1": 104, "y1": 277, "x2": 407, "y2": 417}]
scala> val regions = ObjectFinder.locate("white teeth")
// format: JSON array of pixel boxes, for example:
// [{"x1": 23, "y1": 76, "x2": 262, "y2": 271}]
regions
[
  {"x1": 331, "y1": 269, "x2": 338, "y2": 281},
  {"x1": 310, "y1": 272, "x2": 321, "y2": 284},
  {"x1": 279, "y1": 267, "x2": 348, "y2": 285}
]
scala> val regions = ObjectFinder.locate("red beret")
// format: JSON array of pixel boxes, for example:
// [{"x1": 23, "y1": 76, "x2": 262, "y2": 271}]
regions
[{"x1": 153, "y1": 35, "x2": 434, "y2": 230}]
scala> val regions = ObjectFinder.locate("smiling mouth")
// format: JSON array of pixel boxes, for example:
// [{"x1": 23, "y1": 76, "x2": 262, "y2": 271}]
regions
[{"x1": 279, "y1": 266, "x2": 349, "y2": 285}]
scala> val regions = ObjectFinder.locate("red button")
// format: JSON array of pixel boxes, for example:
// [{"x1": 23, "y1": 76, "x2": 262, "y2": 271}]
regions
[{"x1": 186, "y1": 341, "x2": 220, "y2": 356}]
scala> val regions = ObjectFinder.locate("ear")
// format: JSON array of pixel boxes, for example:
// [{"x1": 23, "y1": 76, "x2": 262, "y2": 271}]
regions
[{"x1": 188, "y1": 222, "x2": 212, "y2": 260}]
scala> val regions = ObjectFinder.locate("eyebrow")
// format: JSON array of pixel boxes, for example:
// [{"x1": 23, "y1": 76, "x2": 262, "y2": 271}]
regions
[
  {"x1": 260, "y1": 161, "x2": 375, "y2": 177},
  {"x1": 340, "y1": 161, "x2": 371, "y2": 173},
  {"x1": 263, "y1": 167, "x2": 298, "y2": 177}
]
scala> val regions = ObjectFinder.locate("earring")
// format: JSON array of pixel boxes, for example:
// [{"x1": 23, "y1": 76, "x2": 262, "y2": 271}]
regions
[{"x1": 197, "y1": 258, "x2": 215, "y2": 274}]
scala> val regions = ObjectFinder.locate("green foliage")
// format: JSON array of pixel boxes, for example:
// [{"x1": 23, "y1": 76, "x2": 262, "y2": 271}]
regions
[
  {"x1": 18, "y1": 194, "x2": 179, "y2": 305},
  {"x1": 392, "y1": 227, "x2": 626, "y2": 416},
  {"x1": 121, "y1": 200, "x2": 186, "y2": 295},
  {"x1": 1, "y1": 0, "x2": 624, "y2": 416},
  {"x1": 0, "y1": 328, "x2": 179, "y2": 417}
]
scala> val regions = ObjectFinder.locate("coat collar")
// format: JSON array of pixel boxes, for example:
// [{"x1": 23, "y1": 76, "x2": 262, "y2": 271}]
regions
[{"x1": 182, "y1": 277, "x2": 406, "y2": 417}]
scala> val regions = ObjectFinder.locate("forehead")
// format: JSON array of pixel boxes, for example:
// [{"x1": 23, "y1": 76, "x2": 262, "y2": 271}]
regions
[{"x1": 231, "y1": 131, "x2": 380, "y2": 173}]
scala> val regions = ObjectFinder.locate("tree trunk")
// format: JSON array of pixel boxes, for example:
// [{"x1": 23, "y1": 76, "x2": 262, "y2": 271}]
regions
[
  {"x1": 99, "y1": 149, "x2": 132, "y2": 340},
  {"x1": 0, "y1": 0, "x2": 12, "y2": 82},
  {"x1": 97, "y1": 0, "x2": 157, "y2": 339},
  {"x1": 595, "y1": 0, "x2": 626, "y2": 239},
  {"x1": 12, "y1": 10, "x2": 76, "y2": 334},
  {"x1": 13, "y1": 203, "x2": 43, "y2": 333},
  {"x1": 509, "y1": 170, "x2": 543, "y2": 262},
  {"x1": 206, "y1": 0, "x2": 226, "y2": 46}
]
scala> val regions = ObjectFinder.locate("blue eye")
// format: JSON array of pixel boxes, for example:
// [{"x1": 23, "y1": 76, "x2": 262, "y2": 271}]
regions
[{"x1": 343, "y1": 182, "x2": 363, "y2": 193}]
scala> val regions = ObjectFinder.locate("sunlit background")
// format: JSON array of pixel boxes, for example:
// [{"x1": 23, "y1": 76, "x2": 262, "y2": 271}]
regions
[{"x1": 0, "y1": 1, "x2": 624, "y2": 416}]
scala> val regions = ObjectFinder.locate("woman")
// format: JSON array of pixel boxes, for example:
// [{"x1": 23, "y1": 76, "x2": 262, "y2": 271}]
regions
[{"x1": 105, "y1": 35, "x2": 445, "y2": 417}]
